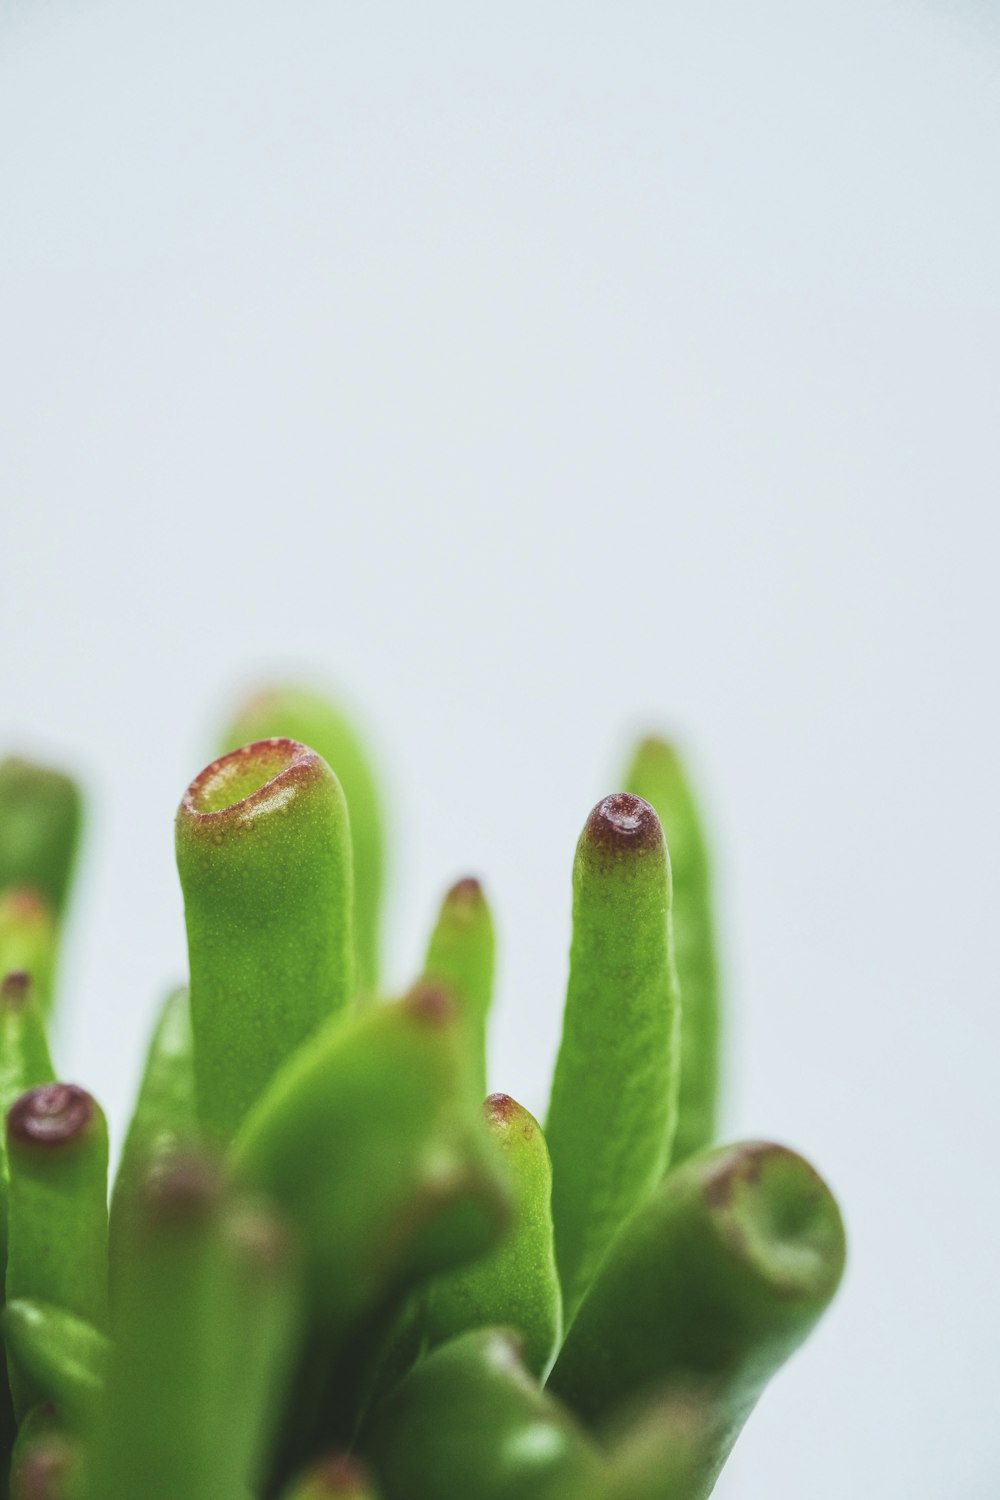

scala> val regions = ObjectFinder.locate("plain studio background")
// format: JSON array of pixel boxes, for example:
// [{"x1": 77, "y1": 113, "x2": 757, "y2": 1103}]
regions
[{"x1": 2, "y1": 1, "x2": 998, "y2": 1495}]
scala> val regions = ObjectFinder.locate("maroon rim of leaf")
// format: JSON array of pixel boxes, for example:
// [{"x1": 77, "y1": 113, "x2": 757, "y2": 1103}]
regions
[
  {"x1": 179, "y1": 739, "x2": 326, "y2": 827},
  {"x1": 8, "y1": 1084, "x2": 94, "y2": 1148}
]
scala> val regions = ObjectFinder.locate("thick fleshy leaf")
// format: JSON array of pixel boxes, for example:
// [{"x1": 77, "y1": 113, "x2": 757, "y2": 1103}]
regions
[
  {"x1": 108, "y1": 987, "x2": 197, "y2": 1294},
  {"x1": 424, "y1": 1094, "x2": 560, "y2": 1377},
  {"x1": 221, "y1": 686, "x2": 385, "y2": 999},
  {"x1": 548, "y1": 1141, "x2": 847, "y2": 1497},
  {"x1": 624, "y1": 737, "x2": 720, "y2": 1165},
  {"x1": 364, "y1": 1328, "x2": 603, "y2": 1500},
  {"x1": 546, "y1": 793, "x2": 680, "y2": 1321},
  {"x1": 0, "y1": 759, "x2": 82, "y2": 920},
  {"x1": 176, "y1": 739, "x2": 354, "y2": 1142},
  {"x1": 5, "y1": 1085, "x2": 109, "y2": 1416},
  {"x1": 1, "y1": 1301, "x2": 107, "y2": 1429},
  {"x1": 422, "y1": 877, "x2": 494, "y2": 1098}
]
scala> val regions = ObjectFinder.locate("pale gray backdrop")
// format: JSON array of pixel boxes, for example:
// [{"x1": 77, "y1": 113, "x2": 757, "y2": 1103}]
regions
[{"x1": 2, "y1": 2, "x2": 999, "y2": 1495}]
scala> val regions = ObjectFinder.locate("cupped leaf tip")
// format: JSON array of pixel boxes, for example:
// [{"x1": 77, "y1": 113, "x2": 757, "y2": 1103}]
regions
[
  {"x1": 701, "y1": 1141, "x2": 846, "y2": 1299},
  {"x1": 179, "y1": 738, "x2": 330, "y2": 826}
]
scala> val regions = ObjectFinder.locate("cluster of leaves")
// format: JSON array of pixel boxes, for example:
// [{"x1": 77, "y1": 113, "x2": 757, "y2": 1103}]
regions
[{"x1": 0, "y1": 686, "x2": 845, "y2": 1500}]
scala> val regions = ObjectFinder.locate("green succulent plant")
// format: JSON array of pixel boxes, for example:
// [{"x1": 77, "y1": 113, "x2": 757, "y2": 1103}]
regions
[{"x1": 0, "y1": 685, "x2": 845, "y2": 1500}]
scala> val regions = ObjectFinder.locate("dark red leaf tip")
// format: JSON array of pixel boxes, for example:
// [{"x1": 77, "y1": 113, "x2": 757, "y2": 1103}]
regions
[
  {"x1": 8, "y1": 1084, "x2": 94, "y2": 1148},
  {"x1": 485, "y1": 1091, "x2": 537, "y2": 1142},
  {"x1": 0, "y1": 886, "x2": 50, "y2": 919},
  {"x1": 142, "y1": 1152, "x2": 223, "y2": 1226},
  {"x1": 584, "y1": 792, "x2": 663, "y2": 854},
  {"x1": 1, "y1": 970, "x2": 32, "y2": 1004},
  {"x1": 310, "y1": 1454, "x2": 371, "y2": 1494},
  {"x1": 484, "y1": 1091, "x2": 517, "y2": 1121},
  {"x1": 404, "y1": 981, "x2": 456, "y2": 1025},
  {"x1": 446, "y1": 876, "x2": 484, "y2": 904}
]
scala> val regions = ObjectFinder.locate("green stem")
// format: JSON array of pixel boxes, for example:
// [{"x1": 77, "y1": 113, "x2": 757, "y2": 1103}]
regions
[
  {"x1": 220, "y1": 686, "x2": 385, "y2": 999},
  {"x1": 624, "y1": 737, "x2": 720, "y2": 1164},
  {"x1": 545, "y1": 794, "x2": 680, "y2": 1323},
  {"x1": 176, "y1": 739, "x2": 354, "y2": 1142}
]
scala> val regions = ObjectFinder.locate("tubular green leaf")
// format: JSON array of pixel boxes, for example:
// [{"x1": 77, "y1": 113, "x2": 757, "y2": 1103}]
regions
[
  {"x1": 0, "y1": 759, "x2": 82, "y2": 921},
  {"x1": 176, "y1": 739, "x2": 354, "y2": 1142},
  {"x1": 547, "y1": 1141, "x2": 847, "y2": 1497},
  {"x1": 422, "y1": 878, "x2": 494, "y2": 1098},
  {"x1": 221, "y1": 685, "x2": 385, "y2": 999},
  {"x1": 624, "y1": 736, "x2": 720, "y2": 1164},
  {"x1": 363, "y1": 1328, "x2": 604, "y2": 1500},
  {"x1": 1, "y1": 1301, "x2": 107, "y2": 1428},
  {"x1": 5, "y1": 1085, "x2": 108, "y2": 1415},
  {"x1": 231, "y1": 985, "x2": 511, "y2": 1337},
  {"x1": 108, "y1": 986, "x2": 197, "y2": 1293},
  {"x1": 0, "y1": 892, "x2": 57, "y2": 1020},
  {"x1": 424, "y1": 1093, "x2": 561, "y2": 1377},
  {"x1": 217, "y1": 1196, "x2": 302, "y2": 1494},
  {"x1": 545, "y1": 793, "x2": 680, "y2": 1322},
  {"x1": 86, "y1": 1152, "x2": 265, "y2": 1494},
  {"x1": 281, "y1": 1456, "x2": 381, "y2": 1499}
]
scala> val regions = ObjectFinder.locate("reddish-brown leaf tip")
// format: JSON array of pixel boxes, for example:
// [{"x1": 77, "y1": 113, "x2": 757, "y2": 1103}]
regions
[
  {"x1": 583, "y1": 792, "x2": 663, "y2": 854},
  {"x1": 7, "y1": 1084, "x2": 93, "y2": 1149},
  {"x1": 141, "y1": 1151, "x2": 223, "y2": 1227},
  {"x1": 0, "y1": 969, "x2": 32, "y2": 1004},
  {"x1": 404, "y1": 981, "x2": 456, "y2": 1026},
  {"x1": 308, "y1": 1454, "x2": 372, "y2": 1494},
  {"x1": 446, "y1": 876, "x2": 484, "y2": 905},
  {"x1": 0, "y1": 886, "x2": 50, "y2": 920},
  {"x1": 484, "y1": 1091, "x2": 518, "y2": 1122}
]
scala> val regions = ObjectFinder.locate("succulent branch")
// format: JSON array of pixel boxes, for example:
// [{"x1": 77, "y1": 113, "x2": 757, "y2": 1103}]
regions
[{"x1": 0, "y1": 689, "x2": 845, "y2": 1500}]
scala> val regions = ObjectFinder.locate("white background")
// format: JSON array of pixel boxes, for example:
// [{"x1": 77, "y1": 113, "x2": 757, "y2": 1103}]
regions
[{"x1": 2, "y1": 2, "x2": 999, "y2": 1495}]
